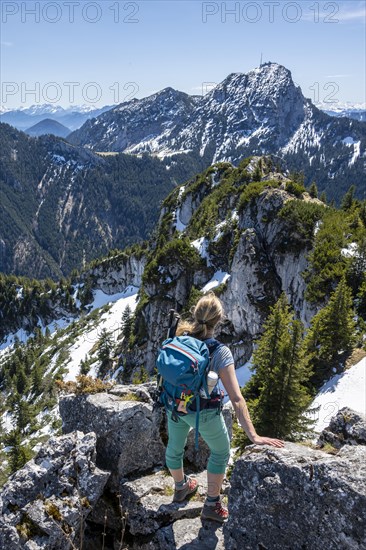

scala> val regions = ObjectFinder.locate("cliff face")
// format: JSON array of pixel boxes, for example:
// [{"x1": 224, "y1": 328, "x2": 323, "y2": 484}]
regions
[
  {"x1": 1, "y1": 388, "x2": 365, "y2": 550},
  {"x1": 134, "y1": 157, "x2": 321, "y2": 372}
]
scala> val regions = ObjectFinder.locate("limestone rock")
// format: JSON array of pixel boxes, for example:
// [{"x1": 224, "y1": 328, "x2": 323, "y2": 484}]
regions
[
  {"x1": 317, "y1": 407, "x2": 366, "y2": 449},
  {"x1": 119, "y1": 470, "x2": 205, "y2": 536},
  {"x1": 81, "y1": 254, "x2": 146, "y2": 294},
  {"x1": 0, "y1": 431, "x2": 109, "y2": 550},
  {"x1": 120, "y1": 469, "x2": 226, "y2": 549},
  {"x1": 59, "y1": 392, "x2": 166, "y2": 488},
  {"x1": 224, "y1": 442, "x2": 366, "y2": 549},
  {"x1": 133, "y1": 517, "x2": 225, "y2": 549}
]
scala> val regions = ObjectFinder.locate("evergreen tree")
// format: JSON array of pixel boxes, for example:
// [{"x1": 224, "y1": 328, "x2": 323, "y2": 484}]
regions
[
  {"x1": 304, "y1": 277, "x2": 356, "y2": 388},
  {"x1": 359, "y1": 201, "x2": 366, "y2": 228},
  {"x1": 341, "y1": 185, "x2": 356, "y2": 211},
  {"x1": 16, "y1": 365, "x2": 28, "y2": 395},
  {"x1": 97, "y1": 329, "x2": 113, "y2": 378},
  {"x1": 253, "y1": 164, "x2": 262, "y2": 182},
  {"x1": 289, "y1": 170, "x2": 305, "y2": 185},
  {"x1": 320, "y1": 191, "x2": 327, "y2": 204},
  {"x1": 243, "y1": 294, "x2": 313, "y2": 439},
  {"x1": 4, "y1": 429, "x2": 32, "y2": 473},
  {"x1": 308, "y1": 182, "x2": 318, "y2": 198},
  {"x1": 32, "y1": 364, "x2": 44, "y2": 395},
  {"x1": 14, "y1": 398, "x2": 32, "y2": 432},
  {"x1": 121, "y1": 305, "x2": 133, "y2": 340},
  {"x1": 357, "y1": 280, "x2": 366, "y2": 320},
  {"x1": 80, "y1": 356, "x2": 91, "y2": 375}
]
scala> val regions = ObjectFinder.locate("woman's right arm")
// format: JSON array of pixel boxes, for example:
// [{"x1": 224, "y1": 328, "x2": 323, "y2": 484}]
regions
[{"x1": 219, "y1": 363, "x2": 284, "y2": 448}]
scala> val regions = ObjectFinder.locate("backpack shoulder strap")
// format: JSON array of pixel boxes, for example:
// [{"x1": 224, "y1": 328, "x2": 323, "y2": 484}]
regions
[{"x1": 205, "y1": 338, "x2": 223, "y2": 357}]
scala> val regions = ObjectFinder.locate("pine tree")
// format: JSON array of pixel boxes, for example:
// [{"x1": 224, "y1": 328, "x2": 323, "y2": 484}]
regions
[
  {"x1": 16, "y1": 365, "x2": 28, "y2": 395},
  {"x1": 121, "y1": 305, "x2": 133, "y2": 340},
  {"x1": 304, "y1": 277, "x2": 356, "y2": 388},
  {"x1": 253, "y1": 164, "x2": 262, "y2": 182},
  {"x1": 32, "y1": 364, "x2": 44, "y2": 395},
  {"x1": 320, "y1": 191, "x2": 327, "y2": 204},
  {"x1": 14, "y1": 398, "x2": 32, "y2": 432},
  {"x1": 341, "y1": 185, "x2": 356, "y2": 211},
  {"x1": 4, "y1": 429, "x2": 32, "y2": 473},
  {"x1": 80, "y1": 356, "x2": 91, "y2": 375},
  {"x1": 97, "y1": 329, "x2": 113, "y2": 378},
  {"x1": 308, "y1": 182, "x2": 318, "y2": 198},
  {"x1": 243, "y1": 294, "x2": 313, "y2": 439}
]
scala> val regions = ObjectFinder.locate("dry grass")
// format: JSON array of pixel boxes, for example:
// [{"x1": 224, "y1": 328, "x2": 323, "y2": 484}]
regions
[{"x1": 345, "y1": 348, "x2": 366, "y2": 369}]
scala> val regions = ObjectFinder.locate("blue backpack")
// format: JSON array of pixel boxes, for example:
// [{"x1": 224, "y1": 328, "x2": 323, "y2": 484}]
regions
[{"x1": 156, "y1": 335, "x2": 222, "y2": 449}]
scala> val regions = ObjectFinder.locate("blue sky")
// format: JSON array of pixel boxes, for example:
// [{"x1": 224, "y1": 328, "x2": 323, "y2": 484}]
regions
[{"x1": 1, "y1": 0, "x2": 365, "y2": 109}]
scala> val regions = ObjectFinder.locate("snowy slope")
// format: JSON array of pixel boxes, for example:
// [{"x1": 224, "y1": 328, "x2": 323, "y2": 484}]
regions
[
  {"x1": 310, "y1": 357, "x2": 366, "y2": 433},
  {"x1": 63, "y1": 286, "x2": 138, "y2": 382},
  {"x1": 220, "y1": 355, "x2": 365, "y2": 436},
  {"x1": 67, "y1": 63, "x2": 366, "y2": 194},
  {"x1": 0, "y1": 285, "x2": 139, "y2": 441}
]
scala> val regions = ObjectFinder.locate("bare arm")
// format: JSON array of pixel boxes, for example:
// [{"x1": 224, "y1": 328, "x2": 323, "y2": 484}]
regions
[{"x1": 219, "y1": 364, "x2": 284, "y2": 447}]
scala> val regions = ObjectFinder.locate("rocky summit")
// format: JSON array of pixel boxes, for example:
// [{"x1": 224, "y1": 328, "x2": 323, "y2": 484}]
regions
[{"x1": 0, "y1": 383, "x2": 365, "y2": 549}]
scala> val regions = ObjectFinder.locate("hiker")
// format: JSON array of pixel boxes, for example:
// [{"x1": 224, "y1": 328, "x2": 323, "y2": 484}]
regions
[{"x1": 164, "y1": 292, "x2": 284, "y2": 522}]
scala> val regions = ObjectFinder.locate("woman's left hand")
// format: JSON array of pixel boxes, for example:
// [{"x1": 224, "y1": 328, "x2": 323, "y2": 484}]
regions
[{"x1": 251, "y1": 435, "x2": 285, "y2": 447}]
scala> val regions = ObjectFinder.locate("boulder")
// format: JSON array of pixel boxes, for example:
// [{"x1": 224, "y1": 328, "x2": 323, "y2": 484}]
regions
[
  {"x1": 0, "y1": 431, "x2": 109, "y2": 550},
  {"x1": 317, "y1": 407, "x2": 366, "y2": 449},
  {"x1": 59, "y1": 392, "x2": 166, "y2": 488},
  {"x1": 224, "y1": 442, "x2": 366, "y2": 549}
]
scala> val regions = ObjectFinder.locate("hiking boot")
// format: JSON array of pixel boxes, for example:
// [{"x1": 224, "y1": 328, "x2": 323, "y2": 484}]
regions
[
  {"x1": 201, "y1": 499, "x2": 229, "y2": 523},
  {"x1": 173, "y1": 476, "x2": 198, "y2": 502}
]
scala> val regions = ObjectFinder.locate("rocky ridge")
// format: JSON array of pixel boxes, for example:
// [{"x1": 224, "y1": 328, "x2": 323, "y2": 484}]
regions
[{"x1": 0, "y1": 386, "x2": 365, "y2": 550}]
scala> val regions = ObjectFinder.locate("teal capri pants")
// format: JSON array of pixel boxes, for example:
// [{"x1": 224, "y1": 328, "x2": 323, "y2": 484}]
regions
[{"x1": 165, "y1": 409, "x2": 231, "y2": 474}]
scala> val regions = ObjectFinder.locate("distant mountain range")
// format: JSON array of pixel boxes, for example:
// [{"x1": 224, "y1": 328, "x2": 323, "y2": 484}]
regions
[
  {"x1": 67, "y1": 63, "x2": 365, "y2": 201},
  {"x1": 315, "y1": 102, "x2": 366, "y2": 122},
  {"x1": 0, "y1": 104, "x2": 113, "y2": 132},
  {"x1": 0, "y1": 63, "x2": 365, "y2": 278},
  {"x1": 25, "y1": 118, "x2": 71, "y2": 138}
]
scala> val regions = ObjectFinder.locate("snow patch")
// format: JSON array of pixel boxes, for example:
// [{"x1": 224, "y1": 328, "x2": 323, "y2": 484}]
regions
[
  {"x1": 201, "y1": 271, "x2": 230, "y2": 293},
  {"x1": 341, "y1": 242, "x2": 358, "y2": 258},
  {"x1": 220, "y1": 357, "x2": 254, "y2": 403},
  {"x1": 63, "y1": 287, "x2": 139, "y2": 382},
  {"x1": 191, "y1": 237, "x2": 212, "y2": 266},
  {"x1": 342, "y1": 136, "x2": 357, "y2": 145},
  {"x1": 309, "y1": 357, "x2": 366, "y2": 433}
]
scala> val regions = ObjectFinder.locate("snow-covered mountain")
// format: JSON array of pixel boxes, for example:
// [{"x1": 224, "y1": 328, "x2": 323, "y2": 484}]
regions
[
  {"x1": 316, "y1": 102, "x2": 366, "y2": 122},
  {"x1": 69, "y1": 87, "x2": 201, "y2": 153},
  {"x1": 68, "y1": 63, "x2": 366, "y2": 200}
]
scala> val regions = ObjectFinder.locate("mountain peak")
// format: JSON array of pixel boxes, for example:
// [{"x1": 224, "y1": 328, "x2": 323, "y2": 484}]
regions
[{"x1": 213, "y1": 62, "x2": 297, "y2": 99}]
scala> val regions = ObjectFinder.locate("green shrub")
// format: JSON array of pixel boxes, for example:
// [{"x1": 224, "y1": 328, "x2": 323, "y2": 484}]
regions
[
  {"x1": 278, "y1": 200, "x2": 326, "y2": 244},
  {"x1": 285, "y1": 180, "x2": 306, "y2": 197},
  {"x1": 143, "y1": 237, "x2": 204, "y2": 286},
  {"x1": 238, "y1": 180, "x2": 280, "y2": 211}
]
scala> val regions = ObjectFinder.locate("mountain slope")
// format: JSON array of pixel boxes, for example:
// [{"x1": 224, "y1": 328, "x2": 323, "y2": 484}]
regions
[
  {"x1": 0, "y1": 123, "x2": 195, "y2": 278},
  {"x1": 1, "y1": 155, "x2": 365, "y2": 487},
  {"x1": 68, "y1": 63, "x2": 366, "y2": 202},
  {"x1": 68, "y1": 87, "x2": 201, "y2": 153}
]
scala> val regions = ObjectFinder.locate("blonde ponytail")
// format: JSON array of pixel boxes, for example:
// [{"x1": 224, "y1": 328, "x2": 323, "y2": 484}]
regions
[{"x1": 176, "y1": 291, "x2": 224, "y2": 339}]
